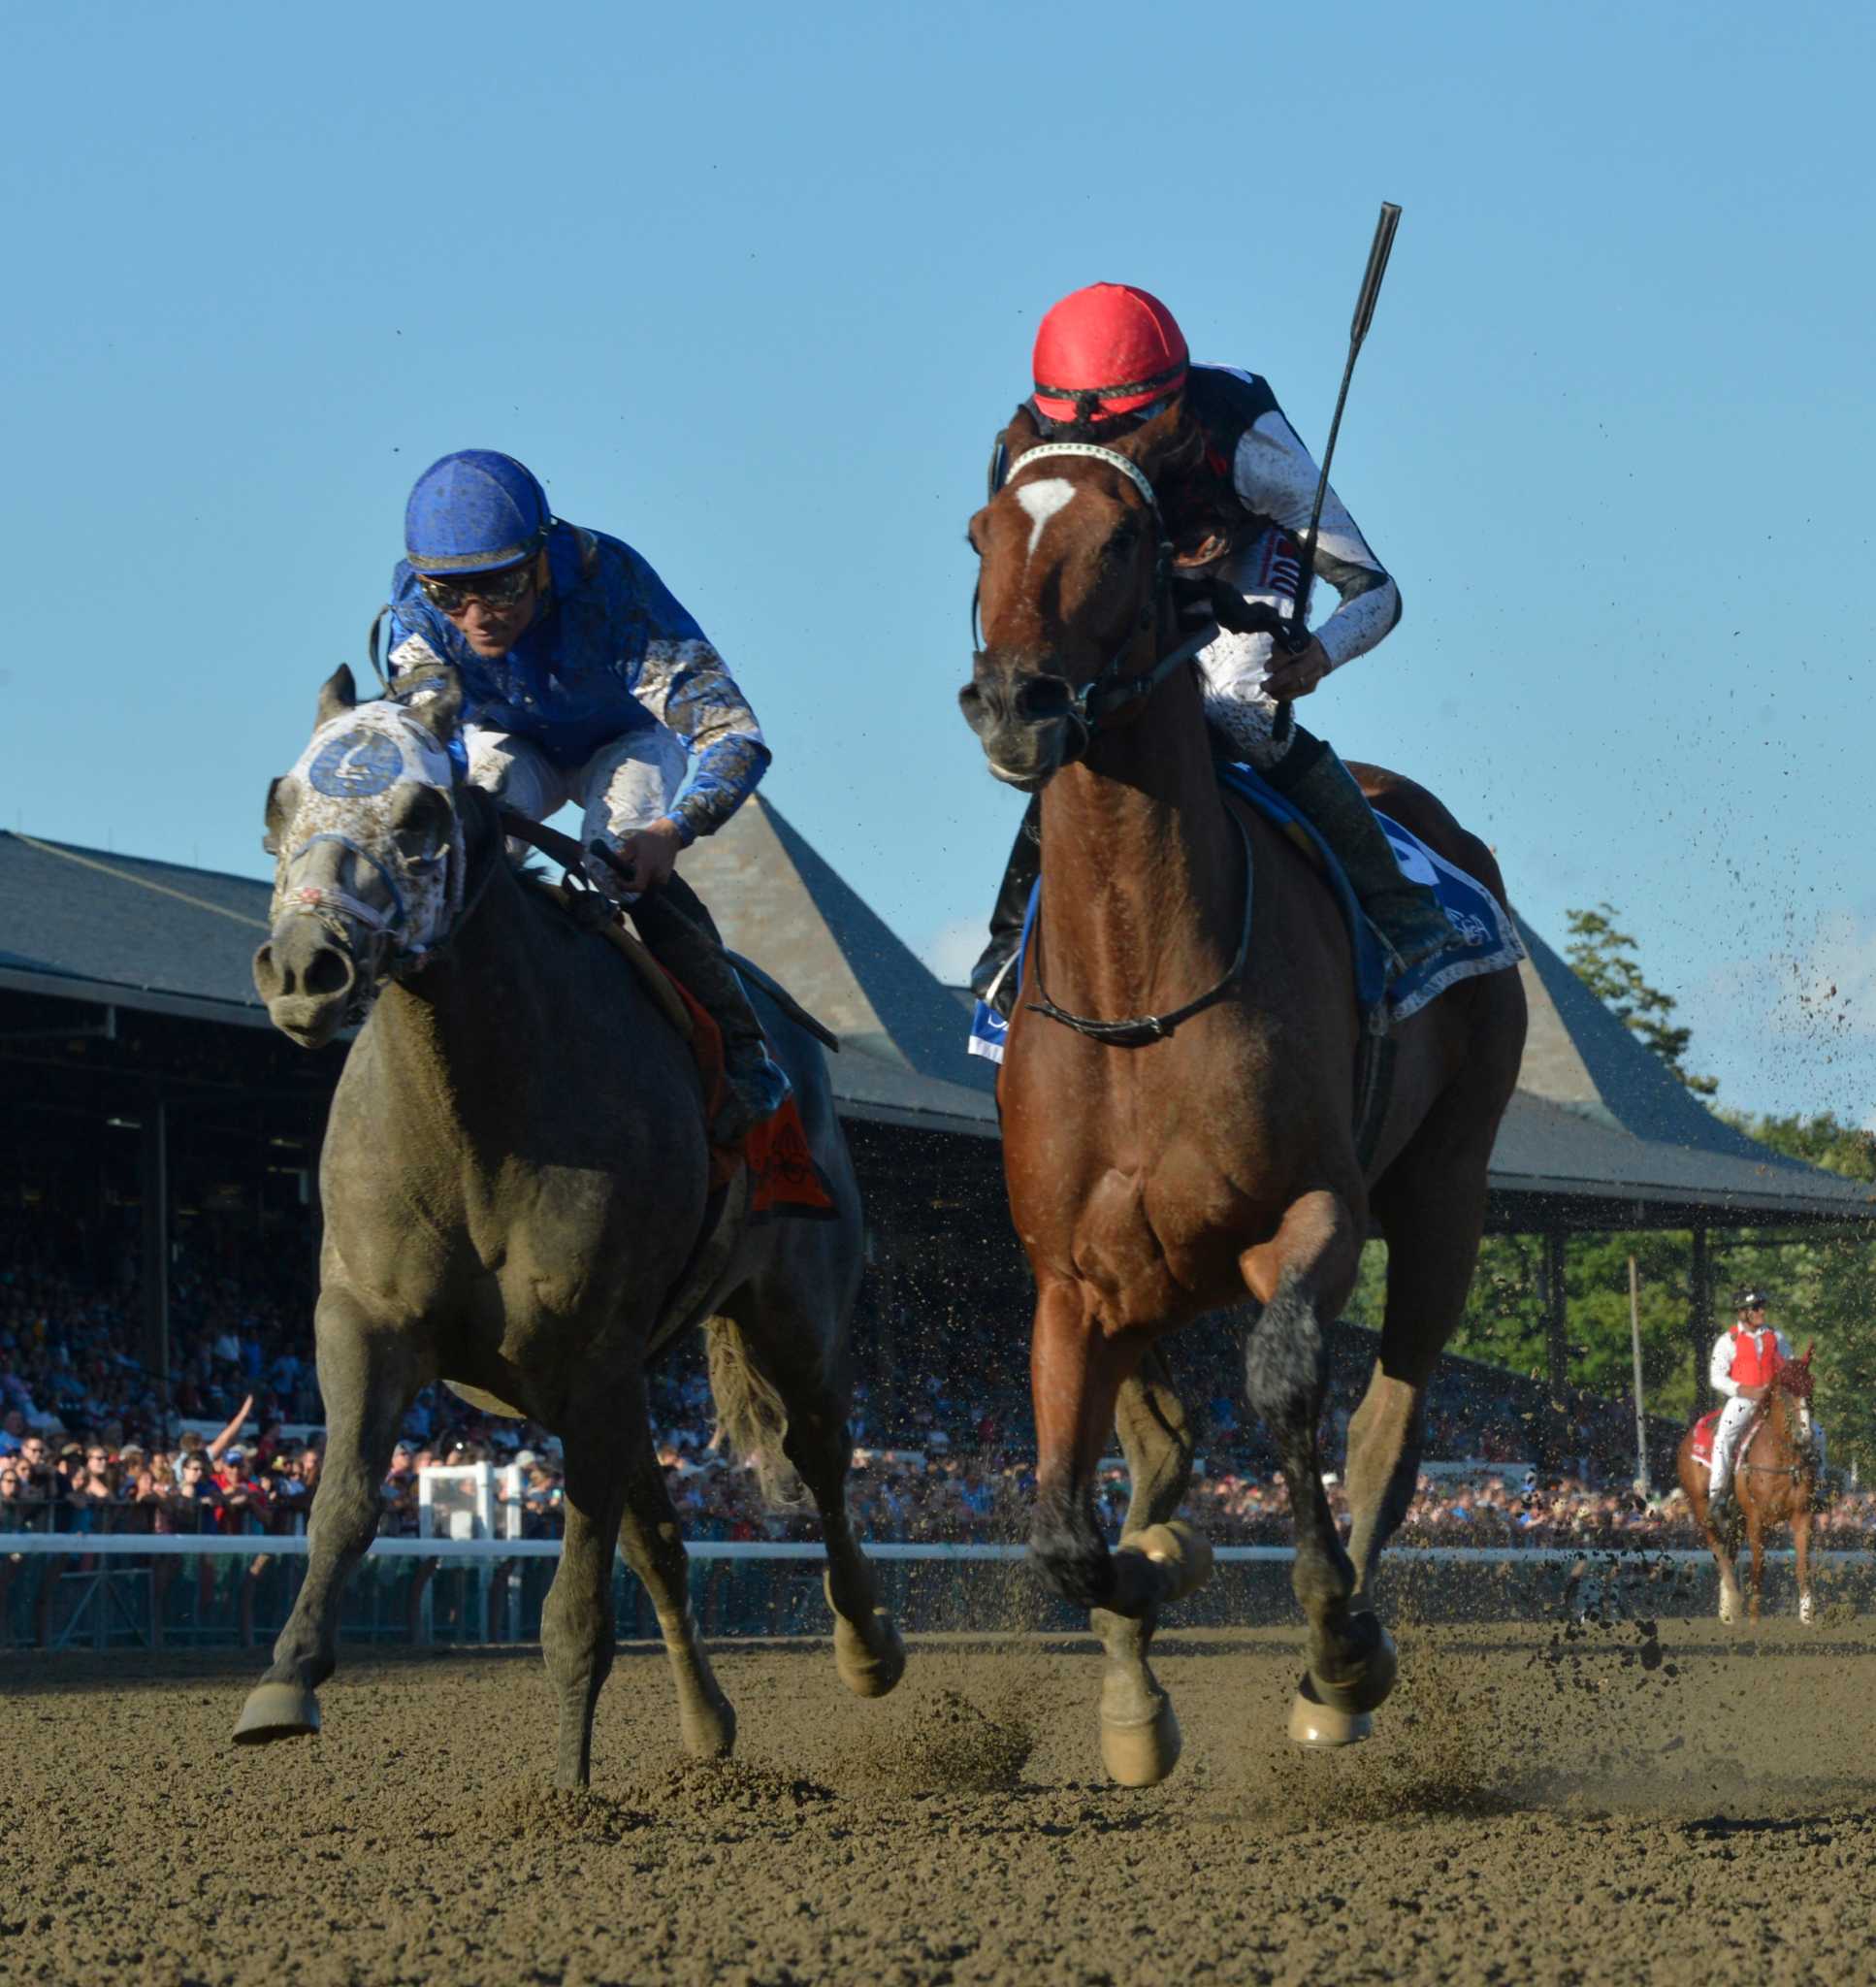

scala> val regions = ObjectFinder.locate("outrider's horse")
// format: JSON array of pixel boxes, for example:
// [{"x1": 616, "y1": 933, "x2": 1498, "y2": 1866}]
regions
[
  {"x1": 236, "y1": 666, "x2": 902, "y2": 1784},
  {"x1": 960, "y1": 405, "x2": 1528, "y2": 1782},
  {"x1": 1677, "y1": 1350, "x2": 1820, "y2": 1625}
]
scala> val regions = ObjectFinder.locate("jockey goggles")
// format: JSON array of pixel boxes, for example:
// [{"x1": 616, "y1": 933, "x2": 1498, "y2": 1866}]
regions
[{"x1": 416, "y1": 563, "x2": 537, "y2": 613}]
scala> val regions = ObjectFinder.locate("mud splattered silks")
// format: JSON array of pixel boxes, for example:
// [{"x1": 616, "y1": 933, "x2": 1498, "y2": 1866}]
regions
[
  {"x1": 273, "y1": 699, "x2": 463, "y2": 966},
  {"x1": 382, "y1": 520, "x2": 768, "y2": 847}
]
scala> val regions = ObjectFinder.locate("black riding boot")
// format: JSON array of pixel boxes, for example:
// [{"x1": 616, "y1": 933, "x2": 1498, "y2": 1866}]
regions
[
  {"x1": 1262, "y1": 728, "x2": 1454, "y2": 976},
  {"x1": 967, "y1": 798, "x2": 1042, "y2": 1020},
  {"x1": 631, "y1": 877, "x2": 791, "y2": 1145}
]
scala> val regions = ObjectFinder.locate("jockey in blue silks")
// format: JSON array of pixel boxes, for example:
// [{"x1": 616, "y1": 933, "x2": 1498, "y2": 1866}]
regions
[{"x1": 380, "y1": 448, "x2": 786, "y2": 1140}]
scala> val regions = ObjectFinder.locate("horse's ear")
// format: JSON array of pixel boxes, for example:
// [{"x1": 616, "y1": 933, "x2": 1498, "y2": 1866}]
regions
[
  {"x1": 402, "y1": 664, "x2": 464, "y2": 744},
  {"x1": 316, "y1": 665, "x2": 357, "y2": 727},
  {"x1": 1803, "y1": 1343, "x2": 1814, "y2": 1364},
  {"x1": 994, "y1": 403, "x2": 1042, "y2": 479}
]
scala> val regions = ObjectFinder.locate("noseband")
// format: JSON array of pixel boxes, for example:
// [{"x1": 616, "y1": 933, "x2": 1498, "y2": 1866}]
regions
[{"x1": 272, "y1": 706, "x2": 495, "y2": 1021}]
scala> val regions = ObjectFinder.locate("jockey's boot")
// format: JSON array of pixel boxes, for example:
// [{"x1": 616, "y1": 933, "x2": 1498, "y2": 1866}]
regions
[
  {"x1": 966, "y1": 798, "x2": 1042, "y2": 1021},
  {"x1": 631, "y1": 877, "x2": 792, "y2": 1146},
  {"x1": 1706, "y1": 1480, "x2": 1737, "y2": 1534},
  {"x1": 1263, "y1": 728, "x2": 1454, "y2": 976}
]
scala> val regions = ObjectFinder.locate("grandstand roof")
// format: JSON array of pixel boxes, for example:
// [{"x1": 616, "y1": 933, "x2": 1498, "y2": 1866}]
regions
[{"x1": 3, "y1": 823, "x2": 1868, "y2": 1225}]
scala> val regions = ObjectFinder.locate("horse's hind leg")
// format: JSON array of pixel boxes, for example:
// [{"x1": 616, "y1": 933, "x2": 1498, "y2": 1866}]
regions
[
  {"x1": 1344, "y1": 1162, "x2": 1494, "y2": 1610},
  {"x1": 1241, "y1": 1189, "x2": 1382, "y2": 1747},
  {"x1": 1795, "y1": 1508, "x2": 1815, "y2": 1625},
  {"x1": 1091, "y1": 1348, "x2": 1204, "y2": 1785},
  {"x1": 235, "y1": 1292, "x2": 423, "y2": 1744},
  {"x1": 1746, "y1": 1515, "x2": 1765, "y2": 1623},
  {"x1": 605, "y1": 1368, "x2": 736, "y2": 1764},
  {"x1": 709, "y1": 1296, "x2": 904, "y2": 1700}
]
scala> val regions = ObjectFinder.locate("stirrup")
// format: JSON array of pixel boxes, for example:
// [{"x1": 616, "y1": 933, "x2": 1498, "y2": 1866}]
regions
[{"x1": 971, "y1": 949, "x2": 1021, "y2": 1022}]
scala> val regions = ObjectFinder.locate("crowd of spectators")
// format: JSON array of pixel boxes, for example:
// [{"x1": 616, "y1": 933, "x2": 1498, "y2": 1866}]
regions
[{"x1": 5, "y1": 1222, "x2": 1870, "y2": 1555}]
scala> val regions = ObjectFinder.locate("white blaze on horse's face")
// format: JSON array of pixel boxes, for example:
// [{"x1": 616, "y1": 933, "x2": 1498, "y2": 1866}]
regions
[{"x1": 1014, "y1": 477, "x2": 1078, "y2": 565}]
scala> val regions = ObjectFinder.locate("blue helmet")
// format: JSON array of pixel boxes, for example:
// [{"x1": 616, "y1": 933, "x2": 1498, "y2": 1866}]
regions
[{"x1": 404, "y1": 450, "x2": 552, "y2": 575}]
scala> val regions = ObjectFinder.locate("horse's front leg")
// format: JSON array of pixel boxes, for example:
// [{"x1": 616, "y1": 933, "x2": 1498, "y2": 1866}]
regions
[
  {"x1": 541, "y1": 1389, "x2": 633, "y2": 1788},
  {"x1": 1028, "y1": 1280, "x2": 1207, "y2": 1616},
  {"x1": 1240, "y1": 1189, "x2": 1383, "y2": 1746},
  {"x1": 599, "y1": 1366, "x2": 735, "y2": 1768},
  {"x1": 235, "y1": 1290, "x2": 425, "y2": 1744},
  {"x1": 1795, "y1": 1505, "x2": 1815, "y2": 1625},
  {"x1": 1090, "y1": 1350, "x2": 1207, "y2": 1785},
  {"x1": 1705, "y1": 1511, "x2": 1743, "y2": 1624}
]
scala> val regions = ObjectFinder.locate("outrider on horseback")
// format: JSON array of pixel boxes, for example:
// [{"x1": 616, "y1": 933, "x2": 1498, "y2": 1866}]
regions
[
  {"x1": 959, "y1": 211, "x2": 1529, "y2": 1782},
  {"x1": 236, "y1": 455, "x2": 904, "y2": 1782},
  {"x1": 1678, "y1": 1284, "x2": 1828, "y2": 1625}
]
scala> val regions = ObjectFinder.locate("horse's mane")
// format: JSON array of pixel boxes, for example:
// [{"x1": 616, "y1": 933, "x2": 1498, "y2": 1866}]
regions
[{"x1": 1772, "y1": 1355, "x2": 1815, "y2": 1404}]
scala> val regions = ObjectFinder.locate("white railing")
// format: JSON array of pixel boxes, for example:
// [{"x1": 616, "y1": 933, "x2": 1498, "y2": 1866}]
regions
[{"x1": 3, "y1": 1534, "x2": 1860, "y2": 1565}]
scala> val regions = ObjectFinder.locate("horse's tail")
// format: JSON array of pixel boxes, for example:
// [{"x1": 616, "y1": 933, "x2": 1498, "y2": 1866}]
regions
[{"x1": 702, "y1": 1314, "x2": 805, "y2": 1510}]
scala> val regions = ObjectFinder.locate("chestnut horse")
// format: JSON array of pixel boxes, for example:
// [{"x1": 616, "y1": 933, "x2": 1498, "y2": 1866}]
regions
[
  {"x1": 1677, "y1": 1350, "x2": 1820, "y2": 1625},
  {"x1": 960, "y1": 405, "x2": 1527, "y2": 1782}
]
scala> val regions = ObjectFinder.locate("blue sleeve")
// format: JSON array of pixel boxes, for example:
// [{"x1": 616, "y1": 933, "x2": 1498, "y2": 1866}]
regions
[{"x1": 622, "y1": 555, "x2": 769, "y2": 843}]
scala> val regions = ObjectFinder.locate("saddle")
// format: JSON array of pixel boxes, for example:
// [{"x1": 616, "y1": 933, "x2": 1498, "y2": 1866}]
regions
[{"x1": 505, "y1": 818, "x2": 838, "y2": 1223}]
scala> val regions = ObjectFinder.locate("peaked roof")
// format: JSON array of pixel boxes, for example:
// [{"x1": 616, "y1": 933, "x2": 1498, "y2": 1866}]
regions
[
  {"x1": 0, "y1": 831, "x2": 275, "y2": 1027},
  {"x1": 1486, "y1": 920, "x2": 1875, "y2": 1224},
  {"x1": 679, "y1": 797, "x2": 999, "y2": 1110},
  {"x1": 2, "y1": 825, "x2": 1868, "y2": 1223}
]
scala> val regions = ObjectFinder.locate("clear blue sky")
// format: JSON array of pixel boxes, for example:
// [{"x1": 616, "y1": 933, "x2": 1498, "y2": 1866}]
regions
[{"x1": 3, "y1": 0, "x2": 1871, "y2": 1124}]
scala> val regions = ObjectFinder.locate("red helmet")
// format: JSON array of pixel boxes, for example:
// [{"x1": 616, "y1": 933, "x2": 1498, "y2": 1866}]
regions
[{"x1": 1031, "y1": 283, "x2": 1189, "y2": 427}]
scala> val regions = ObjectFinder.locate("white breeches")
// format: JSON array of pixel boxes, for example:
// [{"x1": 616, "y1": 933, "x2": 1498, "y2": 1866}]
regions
[
  {"x1": 1193, "y1": 528, "x2": 1303, "y2": 772},
  {"x1": 1707, "y1": 1395, "x2": 1759, "y2": 1492},
  {"x1": 464, "y1": 723, "x2": 686, "y2": 894}
]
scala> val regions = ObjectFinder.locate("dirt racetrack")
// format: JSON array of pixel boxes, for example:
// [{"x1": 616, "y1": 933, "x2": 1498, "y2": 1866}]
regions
[{"x1": 6, "y1": 1615, "x2": 1875, "y2": 1986}]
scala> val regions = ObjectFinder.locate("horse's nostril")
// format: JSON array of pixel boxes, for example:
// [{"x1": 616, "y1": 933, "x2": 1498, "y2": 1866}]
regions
[
  {"x1": 1015, "y1": 676, "x2": 1073, "y2": 721},
  {"x1": 304, "y1": 948, "x2": 353, "y2": 997},
  {"x1": 253, "y1": 945, "x2": 281, "y2": 1000}
]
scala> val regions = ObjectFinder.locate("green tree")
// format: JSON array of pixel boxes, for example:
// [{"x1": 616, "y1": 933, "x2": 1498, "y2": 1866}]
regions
[
  {"x1": 1713, "y1": 1111, "x2": 1876, "y2": 1474},
  {"x1": 1565, "y1": 902, "x2": 1718, "y2": 1096}
]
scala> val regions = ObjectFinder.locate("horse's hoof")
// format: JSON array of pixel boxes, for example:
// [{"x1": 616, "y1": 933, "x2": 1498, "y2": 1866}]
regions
[
  {"x1": 678, "y1": 1695, "x2": 737, "y2": 1761},
  {"x1": 1129, "y1": 1521, "x2": 1214, "y2": 1604},
  {"x1": 834, "y1": 1611, "x2": 907, "y2": 1699},
  {"x1": 233, "y1": 1680, "x2": 320, "y2": 1745},
  {"x1": 1102, "y1": 1699, "x2": 1182, "y2": 1786},
  {"x1": 1307, "y1": 1615, "x2": 1398, "y2": 1717},
  {"x1": 1719, "y1": 1592, "x2": 1739, "y2": 1625},
  {"x1": 1800, "y1": 1595, "x2": 1816, "y2": 1627},
  {"x1": 1288, "y1": 1678, "x2": 1372, "y2": 1748}
]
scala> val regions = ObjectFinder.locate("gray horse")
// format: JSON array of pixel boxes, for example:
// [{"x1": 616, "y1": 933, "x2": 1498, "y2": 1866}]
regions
[{"x1": 236, "y1": 664, "x2": 904, "y2": 1784}]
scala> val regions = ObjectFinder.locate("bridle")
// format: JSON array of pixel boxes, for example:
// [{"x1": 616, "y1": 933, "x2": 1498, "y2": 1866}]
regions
[
  {"x1": 976, "y1": 441, "x2": 1222, "y2": 750},
  {"x1": 975, "y1": 440, "x2": 1253, "y2": 1048},
  {"x1": 270, "y1": 706, "x2": 499, "y2": 1024}
]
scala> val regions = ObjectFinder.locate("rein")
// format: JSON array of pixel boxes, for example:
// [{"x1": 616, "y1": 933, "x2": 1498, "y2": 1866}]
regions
[
  {"x1": 1023, "y1": 808, "x2": 1255, "y2": 1046},
  {"x1": 985, "y1": 441, "x2": 1250, "y2": 1048}
]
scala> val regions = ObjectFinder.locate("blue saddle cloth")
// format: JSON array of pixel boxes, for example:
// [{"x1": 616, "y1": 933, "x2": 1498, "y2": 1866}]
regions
[{"x1": 967, "y1": 762, "x2": 1525, "y2": 1065}]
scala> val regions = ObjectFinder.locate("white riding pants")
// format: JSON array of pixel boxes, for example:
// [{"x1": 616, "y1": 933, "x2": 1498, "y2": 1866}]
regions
[
  {"x1": 1707, "y1": 1394, "x2": 1758, "y2": 1493},
  {"x1": 464, "y1": 723, "x2": 687, "y2": 895}
]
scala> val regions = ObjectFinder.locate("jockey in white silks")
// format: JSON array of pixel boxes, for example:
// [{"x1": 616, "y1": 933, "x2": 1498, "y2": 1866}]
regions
[
  {"x1": 967, "y1": 281, "x2": 1454, "y2": 1016},
  {"x1": 1705, "y1": 1285, "x2": 1824, "y2": 1524}
]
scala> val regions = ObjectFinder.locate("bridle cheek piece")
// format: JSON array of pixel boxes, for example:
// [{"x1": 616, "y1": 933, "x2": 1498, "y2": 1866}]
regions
[
  {"x1": 974, "y1": 441, "x2": 1217, "y2": 746},
  {"x1": 975, "y1": 442, "x2": 1252, "y2": 1048}
]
